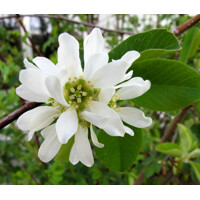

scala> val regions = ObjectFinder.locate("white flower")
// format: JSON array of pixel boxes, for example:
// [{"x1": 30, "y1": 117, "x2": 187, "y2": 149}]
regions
[{"x1": 16, "y1": 28, "x2": 152, "y2": 167}]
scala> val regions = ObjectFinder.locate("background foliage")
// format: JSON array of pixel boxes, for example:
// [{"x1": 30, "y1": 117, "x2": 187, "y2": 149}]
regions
[{"x1": 0, "y1": 14, "x2": 200, "y2": 185}]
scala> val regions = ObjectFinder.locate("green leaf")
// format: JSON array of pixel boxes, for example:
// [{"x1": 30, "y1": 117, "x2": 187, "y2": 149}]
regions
[
  {"x1": 156, "y1": 142, "x2": 183, "y2": 157},
  {"x1": 131, "y1": 59, "x2": 200, "y2": 111},
  {"x1": 179, "y1": 27, "x2": 200, "y2": 63},
  {"x1": 144, "y1": 160, "x2": 162, "y2": 179},
  {"x1": 95, "y1": 127, "x2": 143, "y2": 172},
  {"x1": 189, "y1": 149, "x2": 200, "y2": 159},
  {"x1": 109, "y1": 29, "x2": 181, "y2": 61},
  {"x1": 190, "y1": 161, "x2": 200, "y2": 181},
  {"x1": 54, "y1": 136, "x2": 74, "y2": 162},
  {"x1": 177, "y1": 124, "x2": 193, "y2": 153}
]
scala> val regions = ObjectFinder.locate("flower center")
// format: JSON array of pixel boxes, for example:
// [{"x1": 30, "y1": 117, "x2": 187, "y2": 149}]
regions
[{"x1": 63, "y1": 78, "x2": 100, "y2": 112}]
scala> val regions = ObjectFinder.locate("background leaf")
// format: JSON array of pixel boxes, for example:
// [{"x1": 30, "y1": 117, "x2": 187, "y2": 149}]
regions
[
  {"x1": 189, "y1": 161, "x2": 200, "y2": 181},
  {"x1": 109, "y1": 29, "x2": 181, "y2": 62},
  {"x1": 131, "y1": 59, "x2": 200, "y2": 111},
  {"x1": 95, "y1": 127, "x2": 143, "y2": 172},
  {"x1": 156, "y1": 142, "x2": 183, "y2": 157}
]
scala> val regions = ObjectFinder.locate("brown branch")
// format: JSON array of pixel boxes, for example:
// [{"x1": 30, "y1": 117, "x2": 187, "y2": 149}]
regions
[
  {"x1": 0, "y1": 102, "x2": 40, "y2": 129},
  {"x1": 172, "y1": 14, "x2": 200, "y2": 36},
  {"x1": 16, "y1": 15, "x2": 42, "y2": 56},
  {"x1": 160, "y1": 105, "x2": 192, "y2": 143},
  {"x1": 0, "y1": 14, "x2": 135, "y2": 36}
]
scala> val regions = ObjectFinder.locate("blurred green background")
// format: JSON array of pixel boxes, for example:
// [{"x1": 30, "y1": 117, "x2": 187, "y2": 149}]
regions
[{"x1": 0, "y1": 14, "x2": 200, "y2": 185}]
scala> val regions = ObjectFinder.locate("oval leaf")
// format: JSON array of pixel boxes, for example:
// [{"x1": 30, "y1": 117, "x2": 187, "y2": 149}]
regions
[
  {"x1": 190, "y1": 161, "x2": 200, "y2": 181},
  {"x1": 95, "y1": 127, "x2": 143, "y2": 172},
  {"x1": 178, "y1": 124, "x2": 193, "y2": 153},
  {"x1": 156, "y1": 142, "x2": 183, "y2": 157},
  {"x1": 131, "y1": 59, "x2": 200, "y2": 111},
  {"x1": 109, "y1": 29, "x2": 181, "y2": 62}
]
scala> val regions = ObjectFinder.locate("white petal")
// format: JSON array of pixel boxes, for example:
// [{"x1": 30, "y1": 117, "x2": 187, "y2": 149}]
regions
[
  {"x1": 124, "y1": 126, "x2": 134, "y2": 136},
  {"x1": 41, "y1": 124, "x2": 55, "y2": 138},
  {"x1": 88, "y1": 101, "x2": 125, "y2": 137},
  {"x1": 45, "y1": 76, "x2": 69, "y2": 107},
  {"x1": 69, "y1": 143, "x2": 79, "y2": 165},
  {"x1": 19, "y1": 68, "x2": 49, "y2": 97},
  {"x1": 80, "y1": 111, "x2": 109, "y2": 128},
  {"x1": 116, "y1": 78, "x2": 151, "y2": 99},
  {"x1": 75, "y1": 126, "x2": 94, "y2": 167},
  {"x1": 58, "y1": 68, "x2": 69, "y2": 87},
  {"x1": 84, "y1": 53, "x2": 108, "y2": 81},
  {"x1": 56, "y1": 107, "x2": 78, "y2": 144},
  {"x1": 121, "y1": 70, "x2": 133, "y2": 82},
  {"x1": 120, "y1": 50, "x2": 140, "y2": 67},
  {"x1": 84, "y1": 28, "x2": 105, "y2": 64},
  {"x1": 118, "y1": 107, "x2": 152, "y2": 128},
  {"x1": 91, "y1": 60, "x2": 129, "y2": 88},
  {"x1": 33, "y1": 57, "x2": 59, "y2": 76},
  {"x1": 98, "y1": 87, "x2": 115, "y2": 104},
  {"x1": 58, "y1": 32, "x2": 82, "y2": 78},
  {"x1": 24, "y1": 58, "x2": 37, "y2": 69},
  {"x1": 90, "y1": 124, "x2": 104, "y2": 148},
  {"x1": 38, "y1": 124, "x2": 62, "y2": 163},
  {"x1": 16, "y1": 85, "x2": 49, "y2": 103},
  {"x1": 17, "y1": 106, "x2": 59, "y2": 140}
]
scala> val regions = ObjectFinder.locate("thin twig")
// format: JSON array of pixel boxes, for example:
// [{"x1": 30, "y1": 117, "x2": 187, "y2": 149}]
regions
[
  {"x1": 0, "y1": 14, "x2": 135, "y2": 36},
  {"x1": 0, "y1": 102, "x2": 40, "y2": 129},
  {"x1": 172, "y1": 14, "x2": 200, "y2": 36},
  {"x1": 16, "y1": 15, "x2": 42, "y2": 56}
]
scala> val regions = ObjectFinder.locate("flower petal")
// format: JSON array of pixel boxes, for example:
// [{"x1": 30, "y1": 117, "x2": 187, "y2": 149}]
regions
[
  {"x1": 56, "y1": 107, "x2": 78, "y2": 144},
  {"x1": 88, "y1": 101, "x2": 125, "y2": 137},
  {"x1": 84, "y1": 28, "x2": 105, "y2": 64},
  {"x1": 57, "y1": 32, "x2": 82, "y2": 78},
  {"x1": 38, "y1": 124, "x2": 62, "y2": 163},
  {"x1": 45, "y1": 76, "x2": 69, "y2": 107},
  {"x1": 17, "y1": 106, "x2": 59, "y2": 140},
  {"x1": 121, "y1": 70, "x2": 133, "y2": 82},
  {"x1": 90, "y1": 124, "x2": 104, "y2": 148},
  {"x1": 98, "y1": 87, "x2": 115, "y2": 104},
  {"x1": 24, "y1": 58, "x2": 37, "y2": 69},
  {"x1": 75, "y1": 126, "x2": 94, "y2": 167},
  {"x1": 118, "y1": 107, "x2": 152, "y2": 128},
  {"x1": 124, "y1": 126, "x2": 134, "y2": 136},
  {"x1": 116, "y1": 78, "x2": 151, "y2": 99},
  {"x1": 91, "y1": 60, "x2": 129, "y2": 88},
  {"x1": 19, "y1": 68, "x2": 49, "y2": 97},
  {"x1": 84, "y1": 53, "x2": 108, "y2": 81},
  {"x1": 16, "y1": 85, "x2": 49, "y2": 103},
  {"x1": 33, "y1": 57, "x2": 59, "y2": 76},
  {"x1": 69, "y1": 143, "x2": 79, "y2": 165},
  {"x1": 120, "y1": 50, "x2": 140, "y2": 67}
]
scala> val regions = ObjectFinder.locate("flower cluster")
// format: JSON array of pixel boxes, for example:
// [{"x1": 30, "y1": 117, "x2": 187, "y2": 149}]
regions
[{"x1": 16, "y1": 28, "x2": 152, "y2": 167}]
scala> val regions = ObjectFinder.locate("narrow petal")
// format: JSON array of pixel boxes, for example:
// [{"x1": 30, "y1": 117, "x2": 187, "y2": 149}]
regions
[
  {"x1": 38, "y1": 124, "x2": 62, "y2": 162},
  {"x1": 69, "y1": 143, "x2": 79, "y2": 165},
  {"x1": 91, "y1": 60, "x2": 129, "y2": 88},
  {"x1": 57, "y1": 32, "x2": 82, "y2": 78},
  {"x1": 58, "y1": 68, "x2": 69, "y2": 87},
  {"x1": 124, "y1": 126, "x2": 134, "y2": 136},
  {"x1": 24, "y1": 58, "x2": 37, "y2": 69},
  {"x1": 88, "y1": 101, "x2": 125, "y2": 137},
  {"x1": 80, "y1": 111, "x2": 109, "y2": 128},
  {"x1": 33, "y1": 57, "x2": 59, "y2": 76},
  {"x1": 16, "y1": 85, "x2": 49, "y2": 103},
  {"x1": 56, "y1": 107, "x2": 78, "y2": 144},
  {"x1": 116, "y1": 78, "x2": 151, "y2": 100},
  {"x1": 121, "y1": 70, "x2": 133, "y2": 82},
  {"x1": 75, "y1": 126, "x2": 94, "y2": 167},
  {"x1": 84, "y1": 28, "x2": 105, "y2": 64},
  {"x1": 45, "y1": 76, "x2": 69, "y2": 107},
  {"x1": 90, "y1": 124, "x2": 104, "y2": 148},
  {"x1": 19, "y1": 68, "x2": 49, "y2": 97},
  {"x1": 17, "y1": 106, "x2": 59, "y2": 140},
  {"x1": 120, "y1": 50, "x2": 140, "y2": 67},
  {"x1": 98, "y1": 87, "x2": 115, "y2": 104},
  {"x1": 84, "y1": 53, "x2": 108, "y2": 81},
  {"x1": 118, "y1": 107, "x2": 152, "y2": 128}
]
